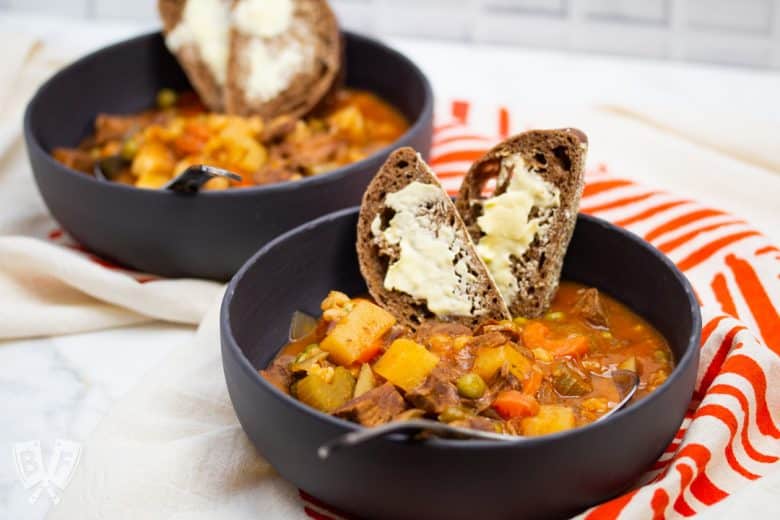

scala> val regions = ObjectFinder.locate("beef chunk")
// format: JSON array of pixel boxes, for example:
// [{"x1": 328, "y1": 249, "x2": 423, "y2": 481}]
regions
[
  {"x1": 479, "y1": 321, "x2": 521, "y2": 341},
  {"x1": 405, "y1": 367, "x2": 461, "y2": 414},
  {"x1": 468, "y1": 331, "x2": 508, "y2": 350},
  {"x1": 260, "y1": 354, "x2": 295, "y2": 393},
  {"x1": 573, "y1": 288, "x2": 609, "y2": 328},
  {"x1": 450, "y1": 416, "x2": 500, "y2": 433},
  {"x1": 414, "y1": 321, "x2": 472, "y2": 343},
  {"x1": 94, "y1": 113, "x2": 154, "y2": 144},
  {"x1": 386, "y1": 323, "x2": 411, "y2": 344},
  {"x1": 334, "y1": 382, "x2": 406, "y2": 427},
  {"x1": 261, "y1": 114, "x2": 297, "y2": 142},
  {"x1": 52, "y1": 148, "x2": 95, "y2": 173},
  {"x1": 471, "y1": 389, "x2": 499, "y2": 414},
  {"x1": 496, "y1": 363, "x2": 525, "y2": 392}
]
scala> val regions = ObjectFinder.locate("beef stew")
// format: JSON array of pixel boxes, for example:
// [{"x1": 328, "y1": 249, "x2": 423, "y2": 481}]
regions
[{"x1": 263, "y1": 281, "x2": 674, "y2": 437}]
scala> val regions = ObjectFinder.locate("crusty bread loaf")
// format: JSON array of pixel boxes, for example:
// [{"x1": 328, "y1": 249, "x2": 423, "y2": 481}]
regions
[
  {"x1": 158, "y1": 0, "x2": 229, "y2": 112},
  {"x1": 224, "y1": 0, "x2": 342, "y2": 119},
  {"x1": 357, "y1": 147, "x2": 510, "y2": 331},
  {"x1": 456, "y1": 129, "x2": 588, "y2": 318}
]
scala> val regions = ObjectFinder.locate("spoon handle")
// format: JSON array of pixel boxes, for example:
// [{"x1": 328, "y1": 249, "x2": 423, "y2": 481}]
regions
[
  {"x1": 318, "y1": 419, "x2": 514, "y2": 459},
  {"x1": 164, "y1": 165, "x2": 242, "y2": 193}
]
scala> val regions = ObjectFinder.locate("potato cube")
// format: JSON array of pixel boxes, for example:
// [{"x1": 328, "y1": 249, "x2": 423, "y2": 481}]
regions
[
  {"x1": 320, "y1": 300, "x2": 396, "y2": 366},
  {"x1": 373, "y1": 339, "x2": 439, "y2": 392},
  {"x1": 295, "y1": 367, "x2": 355, "y2": 413},
  {"x1": 131, "y1": 141, "x2": 174, "y2": 177},
  {"x1": 522, "y1": 405, "x2": 576, "y2": 436},
  {"x1": 473, "y1": 345, "x2": 532, "y2": 382}
]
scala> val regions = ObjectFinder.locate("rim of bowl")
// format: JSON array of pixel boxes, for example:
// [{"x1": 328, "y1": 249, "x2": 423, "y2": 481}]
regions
[
  {"x1": 221, "y1": 208, "x2": 702, "y2": 450},
  {"x1": 23, "y1": 30, "x2": 434, "y2": 198}
]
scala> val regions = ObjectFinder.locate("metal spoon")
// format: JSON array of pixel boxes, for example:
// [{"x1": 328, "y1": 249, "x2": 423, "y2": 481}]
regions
[
  {"x1": 317, "y1": 370, "x2": 640, "y2": 459},
  {"x1": 163, "y1": 164, "x2": 242, "y2": 193},
  {"x1": 94, "y1": 158, "x2": 241, "y2": 193}
]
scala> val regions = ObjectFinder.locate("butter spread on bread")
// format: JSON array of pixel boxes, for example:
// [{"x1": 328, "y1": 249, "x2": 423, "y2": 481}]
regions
[
  {"x1": 371, "y1": 181, "x2": 477, "y2": 317},
  {"x1": 457, "y1": 129, "x2": 588, "y2": 318},
  {"x1": 233, "y1": 0, "x2": 294, "y2": 38},
  {"x1": 159, "y1": 0, "x2": 231, "y2": 111},
  {"x1": 233, "y1": 0, "x2": 308, "y2": 103},
  {"x1": 165, "y1": 0, "x2": 230, "y2": 85},
  {"x1": 357, "y1": 148, "x2": 510, "y2": 330},
  {"x1": 160, "y1": 0, "x2": 341, "y2": 117},
  {"x1": 475, "y1": 154, "x2": 560, "y2": 303},
  {"x1": 224, "y1": 0, "x2": 342, "y2": 119}
]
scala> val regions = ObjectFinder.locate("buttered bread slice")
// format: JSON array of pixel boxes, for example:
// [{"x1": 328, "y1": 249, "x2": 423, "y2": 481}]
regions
[
  {"x1": 456, "y1": 129, "x2": 588, "y2": 318},
  {"x1": 224, "y1": 0, "x2": 342, "y2": 119},
  {"x1": 357, "y1": 148, "x2": 510, "y2": 331},
  {"x1": 159, "y1": 0, "x2": 231, "y2": 111}
]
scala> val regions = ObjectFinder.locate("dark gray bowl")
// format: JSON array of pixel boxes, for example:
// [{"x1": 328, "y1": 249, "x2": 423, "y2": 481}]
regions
[
  {"x1": 221, "y1": 208, "x2": 701, "y2": 520},
  {"x1": 24, "y1": 31, "x2": 433, "y2": 280}
]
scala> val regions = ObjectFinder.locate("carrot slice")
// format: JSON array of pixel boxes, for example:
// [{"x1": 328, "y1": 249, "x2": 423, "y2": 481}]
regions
[
  {"x1": 173, "y1": 134, "x2": 206, "y2": 155},
  {"x1": 492, "y1": 390, "x2": 540, "y2": 419},
  {"x1": 552, "y1": 336, "x2": 590, "y2": 358},
  {"x1": 184, "y1": 121, "x2": 211, "y2": 141},
  {"x1": 522, "y1": 368, "x2": 543, "y2": 396},
  {"x1": 522, "y1": 321, "x2": 589, "y2": 358},
  {"x1": 522, "y1": 322, "x2": 550, "y2": 348},
  {"x1": 355, "y1": 339, "x2": 383, "y2": 364}
]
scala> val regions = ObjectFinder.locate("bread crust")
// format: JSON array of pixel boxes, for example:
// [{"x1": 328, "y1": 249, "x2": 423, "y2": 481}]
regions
[
  {"x1": 456, "y1": 129, "x2": 588, "y2": 318},
  {"x1": 357, "y1": 148, "x2": 510, "y2": 331},
  {"x1": 224, "y1": 0, "x2": 342, "y2": 119},
  {"x1": 158, "y1": 0, "x2": 226, "y2": 112}
]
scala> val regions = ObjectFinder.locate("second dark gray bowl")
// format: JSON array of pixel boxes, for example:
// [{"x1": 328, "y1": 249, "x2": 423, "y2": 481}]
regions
[{"x1": 24, "y1": 31, "x2": 433, "y2": 280}]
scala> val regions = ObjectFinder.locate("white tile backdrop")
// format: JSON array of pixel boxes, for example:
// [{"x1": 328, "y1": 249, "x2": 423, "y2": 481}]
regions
[{"x1": 1, "y1": 0, "x2": 779, "y2": 68}]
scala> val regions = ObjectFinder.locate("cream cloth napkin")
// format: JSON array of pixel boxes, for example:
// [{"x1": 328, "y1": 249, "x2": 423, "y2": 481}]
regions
[{"x1": 47, "y1": 297, "x2": 306, "y2": 519}]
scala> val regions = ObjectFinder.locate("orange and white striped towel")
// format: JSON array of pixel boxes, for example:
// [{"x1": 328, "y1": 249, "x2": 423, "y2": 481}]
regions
[
  {"x1": 47, "y1": 101, "x2": 779, "y2": 519},
  {"x1": 430, "y1": 101, "x2": 780, "y2": 520}
]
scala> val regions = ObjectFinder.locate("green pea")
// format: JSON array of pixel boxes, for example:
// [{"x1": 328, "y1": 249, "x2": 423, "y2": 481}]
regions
[
  {"x1": 545, "y1": 311, "x2": 565, "y2": 321},
  {"x1": 156, "y1": 88, "x2": 178, "y2": 109},
  {"x1": 120, "y1": 138, "x2": 138, "y2": 160},
  {"x1": 513, "y1": 316, "x2": 528, "y2": 325},
  {"x1": 653, "y1": 349, "x2": 670, "y2": 363},
  {"x1": 438, "y1": 406, "x2": 470, "y2": 423},
  {"x1": 456, "y1": 373, "x2": 487, "y2": 399}
]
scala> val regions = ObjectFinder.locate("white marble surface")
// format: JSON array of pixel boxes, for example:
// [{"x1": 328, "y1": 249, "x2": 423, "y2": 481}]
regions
[
  {"x1": 0, "y1": 323, "x2": 194, "y2": 518},
  {"x1": 0, "y1": 11, "x2": 778, "y2": 520}
]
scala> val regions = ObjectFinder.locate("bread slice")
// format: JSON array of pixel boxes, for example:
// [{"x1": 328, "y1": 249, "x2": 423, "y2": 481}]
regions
[
  {"x1": 456, "y1": 129, "x2": 588, "y2": 318},
  {"x1": 224, "y1": 0, "x2": 342, "y2": 119},
  {"x1": 357, "y1": 147, "x2": 511, "y2": 331},
  {"x1": 158, "y1": 0, "x2": 231, "y2": 112}
]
